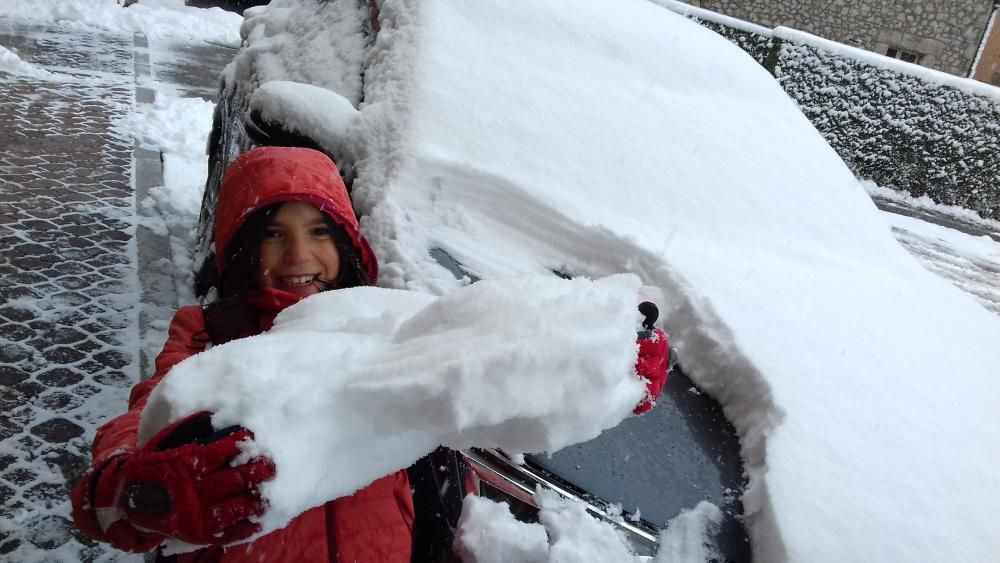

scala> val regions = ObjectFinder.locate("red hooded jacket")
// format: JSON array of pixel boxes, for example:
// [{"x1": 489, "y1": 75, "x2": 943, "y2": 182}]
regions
[{"x1": 71, "y1": 147, "x2": 413, "y2": 562}]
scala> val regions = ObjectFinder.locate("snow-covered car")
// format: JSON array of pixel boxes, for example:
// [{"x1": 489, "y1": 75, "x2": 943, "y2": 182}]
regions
[
  {"x1": 192, "y1": 0, "x2": 1000, "y2": 562},
  {"x1": 194, "y1": 0, "x2": 748, "y2": 560}
]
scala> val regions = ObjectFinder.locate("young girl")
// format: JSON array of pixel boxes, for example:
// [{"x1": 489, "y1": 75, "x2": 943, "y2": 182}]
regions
[{"x1": 71, "y1": 146, "x2": 414, "y2": 562}]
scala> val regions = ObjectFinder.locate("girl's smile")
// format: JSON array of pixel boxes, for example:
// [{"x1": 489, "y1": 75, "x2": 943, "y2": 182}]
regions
[{"x1": 256, "y1": 201, "x2": 341, "y2": 297}]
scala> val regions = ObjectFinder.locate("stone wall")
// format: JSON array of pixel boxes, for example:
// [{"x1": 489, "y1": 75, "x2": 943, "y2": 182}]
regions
[{"x1": 685, "y1": 0, "x2": 995, "y2": 76}]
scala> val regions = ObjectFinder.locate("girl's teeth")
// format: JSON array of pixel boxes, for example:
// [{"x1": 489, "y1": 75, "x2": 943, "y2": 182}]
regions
[{"x1": 282, "y1": 276, "x2": 315, "y2": 286}]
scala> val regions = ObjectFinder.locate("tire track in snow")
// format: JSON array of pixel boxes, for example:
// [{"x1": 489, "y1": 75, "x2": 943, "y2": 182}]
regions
[{"x1": 891, "y1": 227, "x2": 1000, "y2": 315}]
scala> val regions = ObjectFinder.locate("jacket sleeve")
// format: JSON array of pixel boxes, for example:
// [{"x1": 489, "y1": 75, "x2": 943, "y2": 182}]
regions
[
  {"x1": 71, "y1": 305, "x2": 208, "y2": 545},
  {"x1": 91, "y1": 305, "x2": 208, "y2": 460}
]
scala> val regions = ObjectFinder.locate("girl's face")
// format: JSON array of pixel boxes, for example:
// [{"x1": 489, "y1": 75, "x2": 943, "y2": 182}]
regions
[{"x1": 256, "y1": 201, "x2": 341, "y2": 297}]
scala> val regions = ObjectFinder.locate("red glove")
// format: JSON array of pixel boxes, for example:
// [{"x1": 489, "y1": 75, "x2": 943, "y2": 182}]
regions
[
  {"x1": 633, "y1": 327, "x2": 670, "y2": 415},
  {"x1": 72, "y1": 415, "x2": 275, "y2": 551}
]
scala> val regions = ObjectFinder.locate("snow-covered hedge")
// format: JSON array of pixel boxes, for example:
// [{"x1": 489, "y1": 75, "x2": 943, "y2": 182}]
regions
[
  {"x1": 694, "y1": 19, "x2": 776, "y2": 70},
  {"x1": 657, "y1": 1, "x2": 1000, "y2": 220},
  {"x1": 774, "y1": 40, "x2": 1000, "y2": 220}
]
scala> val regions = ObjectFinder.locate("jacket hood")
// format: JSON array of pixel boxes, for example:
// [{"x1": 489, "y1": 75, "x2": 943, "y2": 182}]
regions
[{"x1": 214, "y1": 146, "x2": 378, "y2": 284}]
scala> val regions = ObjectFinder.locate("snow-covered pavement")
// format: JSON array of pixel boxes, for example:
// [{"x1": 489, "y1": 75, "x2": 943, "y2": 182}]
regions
[
  {"x1": 0, "y1": 21, "x2": 142, "y2": 562},
  {"x1": 0, "y1": 3, "x2": 237, "y2": 560}
]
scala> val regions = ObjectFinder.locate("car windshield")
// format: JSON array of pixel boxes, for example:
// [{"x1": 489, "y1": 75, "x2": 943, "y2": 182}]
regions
[{"x1": 526, "y1": 367, "x2": 749, "y2": 559}]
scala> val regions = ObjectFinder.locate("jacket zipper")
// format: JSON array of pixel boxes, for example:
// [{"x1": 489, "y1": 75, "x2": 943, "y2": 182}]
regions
[{"x1": 325, "y1": 501, "x2": 338, "y2": 563}]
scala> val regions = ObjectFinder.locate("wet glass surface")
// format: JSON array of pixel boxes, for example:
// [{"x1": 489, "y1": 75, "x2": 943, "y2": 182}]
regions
[{"x1": 527, "y1": 366, "x2": 751, "y2": 561}]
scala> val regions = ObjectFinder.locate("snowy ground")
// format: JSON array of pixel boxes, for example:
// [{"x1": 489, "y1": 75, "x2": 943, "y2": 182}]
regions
[
  {"x1": 867, "y1": 183, "x2": 1000, "y2": 315},
  {"x1": 3, "y1": 0, "x2": 1000, "y2": 562},
  {"x1": 0, "y1": 1, "x2": 237, "y2": 562},
  {"x1": 882, "y1": 213, "x2": 1000, "y2": 314},
  {"x1": 0, "y1": 22, "x2": 143, "y2": 563}
]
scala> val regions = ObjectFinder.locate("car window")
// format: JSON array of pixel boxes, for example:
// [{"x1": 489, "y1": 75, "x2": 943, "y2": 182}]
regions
[{"x1": 527, "y1": 367, "x2": 750, "y2": 560}]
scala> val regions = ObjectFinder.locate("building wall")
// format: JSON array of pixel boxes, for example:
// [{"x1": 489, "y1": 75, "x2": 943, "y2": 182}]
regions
[
  {"x1": 973, "y1": 10, "x2": 1000, "y2": 85},
  {"x1": 686, "y1": 0, "x2": 995, "y2": 76}
]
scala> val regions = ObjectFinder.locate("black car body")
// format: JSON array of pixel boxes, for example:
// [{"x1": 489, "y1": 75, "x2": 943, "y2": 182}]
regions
[{"x1": 185, "y1": 0, "x2": 272, "y2": 15}]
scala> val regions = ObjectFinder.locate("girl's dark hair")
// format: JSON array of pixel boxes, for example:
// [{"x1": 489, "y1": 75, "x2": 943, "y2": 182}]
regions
[{"x1": 203, "y1": 202, "x2": 371, "y2": 344}]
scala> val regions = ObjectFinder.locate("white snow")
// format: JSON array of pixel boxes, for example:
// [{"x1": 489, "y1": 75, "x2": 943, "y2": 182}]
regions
[
  {"x1": 880, "y1": 210, "x2": 1000, "y2": 314},
  {"x1": 655, "y1": 501, "x2": 725, "y2": 562},
  {"x1": 537, "y1": 489, "x2": 641, "y2": 562},
  {"x1": 0, "y1": 0, "x2": 243, "y2": 47},
  {"x1": 454, "y1": 494, "x2": 550, "y2": 563},
  {"x1": 139, "y1": 276, "x2": 649, "y2": 536},
  {"x1": 126, "y1": 71, "x2": 217, "y2": 358},
  {"x1": 455, "y1": 491, "x2": 640, "y2": 563},
  {"x1": 0, "y1": 45, "x2": 55, "y2": 79},
  {"x1": 224, "y1": 0, "x2": 369, "y2": 105},
  {"x1": 249, "y1": 80, "x2": 361, "y2": 153},
  {"x1": 10, "y1": 0, "x2": 999, "y2": 561},
  {"x1": 454, "y1": 492, "x2": 725, "y2": 563},
  {"x1": 885, "y1": 212, "x2": 1000, "y2": 260}
]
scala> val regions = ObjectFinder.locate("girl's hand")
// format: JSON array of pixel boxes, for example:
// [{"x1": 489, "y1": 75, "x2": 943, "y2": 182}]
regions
[
  {"x1": 115, "y1": 427, "x2": 275, "y2": 545},
  {"x1": 634, "y1": 301, "x2": 670, "y2": 415},
  {"x1": 80, "y1": 417, "x2": 275, "y2": 549}
]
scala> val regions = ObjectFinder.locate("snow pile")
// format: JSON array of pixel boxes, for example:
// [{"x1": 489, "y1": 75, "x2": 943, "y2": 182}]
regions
[
  {"x1": 127, "y1": 86, "x2": 216, "y2": 303},
  {"x1": 656, "y1": 501, "x2": 725, "y2": 562},
  {"x1": 0, "y1": 45, "x2": 55, "y2": 79},
  {"x1": 129, "y1": 87, "x2": 215, "y2": 160},
  {"x1": 249, "y1": 80, "x2": 361, "y2": 156},
  {"x1": 139, "y1": 275, "x2": 648, "y2": 536},
  {"x1": 224, "y1": 0, "x2": 369, "y2": 106},
  {"x1": 537, "y1": 491, "x2": 641, "y2": 562},
  {"x1": 455, "y1": 495, "x2": 549, "y2": 563},
  {"x1": 455, "y1": 493, "x2": 724, "y2": 563},
  {"x1": 0, "y1": 0, "x2": 242, "y2": 47}
]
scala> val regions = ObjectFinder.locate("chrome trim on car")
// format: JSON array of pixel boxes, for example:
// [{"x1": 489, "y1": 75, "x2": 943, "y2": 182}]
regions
[{"x1": 458, "y1": 448, "x2": 660, "y2": 557}]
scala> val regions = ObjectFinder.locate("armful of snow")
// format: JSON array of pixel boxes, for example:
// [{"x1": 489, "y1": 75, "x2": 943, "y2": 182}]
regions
[{"x1": 138, "y1": 275, "x2": 647, "y2": 538}]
